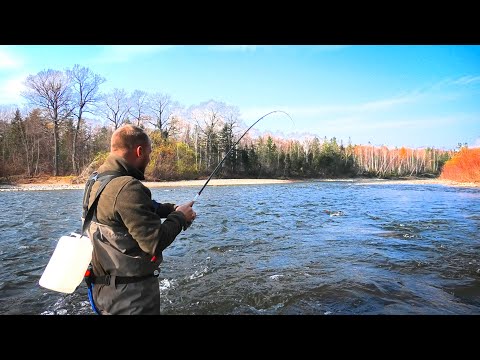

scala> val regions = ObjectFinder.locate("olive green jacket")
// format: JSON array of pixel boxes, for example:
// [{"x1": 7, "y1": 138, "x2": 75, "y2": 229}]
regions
[{"x1": 88, "y1": 153, "x2": 187, "y2": 261}]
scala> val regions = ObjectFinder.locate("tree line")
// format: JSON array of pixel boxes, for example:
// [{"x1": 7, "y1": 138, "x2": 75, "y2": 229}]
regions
[{"x1": 0, "y1": 65, "x2": 455, "y2": 182}]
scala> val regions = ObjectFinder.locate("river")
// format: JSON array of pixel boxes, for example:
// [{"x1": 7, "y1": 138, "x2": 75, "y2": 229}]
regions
[{"x1": 0, "y1": 180, "x2": 479, "y2": 315}]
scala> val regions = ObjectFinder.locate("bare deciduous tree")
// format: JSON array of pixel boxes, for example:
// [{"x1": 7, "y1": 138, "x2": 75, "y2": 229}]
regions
[
  {"x1": 189, "y1": 100, "x2": 227, "y2": 170},
  {"x1": 129, "y1": 90, "x2": 149, "y2": 128},
  {"x1": 99, "y1": 88, "x2": 132, "y2": 130},
  {"x1": 147, "y1": 92, "x2": 176, "y2": 138},
  {"x1": 21, "y1": 69, "x2": 73, "y2": 176},
  {"x1": 67, "y1": 64, "x2": 106, "y2": 174}
]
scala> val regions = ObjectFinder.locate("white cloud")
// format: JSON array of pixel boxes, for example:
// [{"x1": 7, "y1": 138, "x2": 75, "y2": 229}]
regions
[
  {"x1": 93, "y1": 45, "x2": 177, "y2": 64},
  {"x1": 0, "y1": 73, "x2": 28, "y2": 105},
  {"x1": 0, "y1": 47, "x2": 23, "y2": 70}
]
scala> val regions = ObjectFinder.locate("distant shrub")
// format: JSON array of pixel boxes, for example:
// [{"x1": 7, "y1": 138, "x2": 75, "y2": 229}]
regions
[
  {"x1": 440, "y1": 148, "x2": 480, "y2": 183},
  {"x1": 93, "y1": 151, "x2": 109, "y2": 164}
]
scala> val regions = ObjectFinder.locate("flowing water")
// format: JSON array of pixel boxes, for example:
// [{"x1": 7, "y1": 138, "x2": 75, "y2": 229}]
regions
[{"x1": 0, "y1": 180, "x2": 479, "y2": 315}]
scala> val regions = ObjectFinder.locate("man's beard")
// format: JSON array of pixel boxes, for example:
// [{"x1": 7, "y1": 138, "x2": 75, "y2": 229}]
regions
[{"x1": 137, "y1": 158, "x2": 148, "y2": 174}]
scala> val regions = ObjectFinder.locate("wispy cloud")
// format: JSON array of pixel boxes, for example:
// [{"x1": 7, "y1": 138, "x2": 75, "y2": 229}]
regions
[
  {"x1": 312, "y1": 45, "x2": 351, "y2": 52},
  {"x1": 310, "y1": 113, "x2": 475, "y2": 137},
  {"x1": 306, "y1": 116, "x2": 391, "y2": 136},
  {"x1": 241, "y1": 74, "x2": 476, "y2": 124},
  {"x1": 452, "y1": 75, "x2": 480, "y2": 85},
  {"x1": 93, "y1": 45, "x2": 177, "y2": 64},
  {"x1": 358, "y1": 91, "x2": 423, "y2": 111},
  {"x1": 327, "y1": 115, "x2": 459, "y2": 132},
  {"x1": 240, "y1": 91, "x2": 425, "y2": 121},
  {"x1": 0, "y1": 47, "x2": 23, "y2": 70},
  {"x1": 208, "y1": 45, "x2": 349, "y2": 53},
  {"x1": 208, "y1": 45, "x2": 260, "y2": 52},
  {"x1": 240, "y1": 105, "x2": 341, "y2": 122}
]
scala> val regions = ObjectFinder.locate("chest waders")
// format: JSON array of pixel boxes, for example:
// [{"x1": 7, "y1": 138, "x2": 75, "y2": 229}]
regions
[{"x1": 81, "y1": 171, "x2": 123, "y2": 315}]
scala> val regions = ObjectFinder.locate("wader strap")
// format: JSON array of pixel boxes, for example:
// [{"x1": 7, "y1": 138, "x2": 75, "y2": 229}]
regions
[{"x1": 92, "y1": 270, "x2": 160, "y2": 285}]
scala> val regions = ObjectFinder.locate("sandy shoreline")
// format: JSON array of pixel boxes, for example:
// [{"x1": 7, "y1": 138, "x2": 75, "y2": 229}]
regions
[
  {"x1": 0, "y1": 178, "x2": 294, "y2": 192},
  {"x1": 0, "y1": 178, "x2": 478, "y2": 192}
]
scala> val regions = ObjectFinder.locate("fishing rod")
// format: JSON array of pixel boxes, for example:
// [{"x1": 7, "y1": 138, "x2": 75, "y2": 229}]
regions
[{"x1": 192, "y1": 110, "x2": 294, "y2": 203}]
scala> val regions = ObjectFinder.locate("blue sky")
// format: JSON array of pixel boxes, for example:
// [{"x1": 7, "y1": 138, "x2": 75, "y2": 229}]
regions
[{"x1": 0, "y1": 45, "x2": 479, "y2": 150}]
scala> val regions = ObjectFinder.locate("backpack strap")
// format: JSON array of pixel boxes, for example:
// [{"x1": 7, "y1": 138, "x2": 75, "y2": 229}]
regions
[
  {"x1": 82, "y1": 171, "x2": 98, "y2": 220},
  {"x1": 81, "y1": 171, "x2": 124, "y2": 236}
]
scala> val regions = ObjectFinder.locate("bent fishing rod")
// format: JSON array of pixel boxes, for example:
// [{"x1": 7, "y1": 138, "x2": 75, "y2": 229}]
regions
[{"x1": 192, "y1": 110, "x2": 293, "y2": 203}]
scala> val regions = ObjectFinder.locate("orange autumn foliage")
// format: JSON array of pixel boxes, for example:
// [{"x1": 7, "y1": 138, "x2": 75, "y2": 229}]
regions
[{"x1": 440, "y1": 148, "x2": 480, "y2": 183}]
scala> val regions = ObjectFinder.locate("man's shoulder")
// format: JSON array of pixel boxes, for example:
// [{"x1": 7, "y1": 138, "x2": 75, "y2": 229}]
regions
[
  {"x1": 113, "y1": 175, "x2": 153, "y2": 195},
  {"x1": 110, "y1": 174, "x2": 142, "y2": 188},
  {"x1": 98, "y1": 176, "x2": 148, "y2": 205}
]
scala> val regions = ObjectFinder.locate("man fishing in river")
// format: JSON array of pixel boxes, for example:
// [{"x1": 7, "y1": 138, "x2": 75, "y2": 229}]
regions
[{"x1": 83, "y1": 124, "x2": 196, "y2": 315}]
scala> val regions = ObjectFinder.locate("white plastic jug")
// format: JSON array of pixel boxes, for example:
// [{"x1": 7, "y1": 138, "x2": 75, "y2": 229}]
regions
[{"x1": 39, "y1": 232, "x2": 93, "y2": 294}]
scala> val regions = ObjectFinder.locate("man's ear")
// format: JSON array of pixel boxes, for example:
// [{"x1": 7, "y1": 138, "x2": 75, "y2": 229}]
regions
[{"x1": 135, "y1": 145, "x2": 143, "y2": 158}]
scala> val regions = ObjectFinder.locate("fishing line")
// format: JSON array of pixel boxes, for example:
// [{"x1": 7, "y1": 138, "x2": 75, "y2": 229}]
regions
[{"x1": 192, "y1": 110, "x2": 294, "y2": 203}]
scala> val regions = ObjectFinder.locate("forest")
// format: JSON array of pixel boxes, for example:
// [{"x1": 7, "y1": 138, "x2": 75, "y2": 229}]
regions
[{"x1": 0, "y1": 65, "x2": 470, "y2": 183}]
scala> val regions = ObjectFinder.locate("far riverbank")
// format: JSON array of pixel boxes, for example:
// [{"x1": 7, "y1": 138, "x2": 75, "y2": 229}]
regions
[{"x1": 0, "y1": 177, "x2": 478, "y2": 192}]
